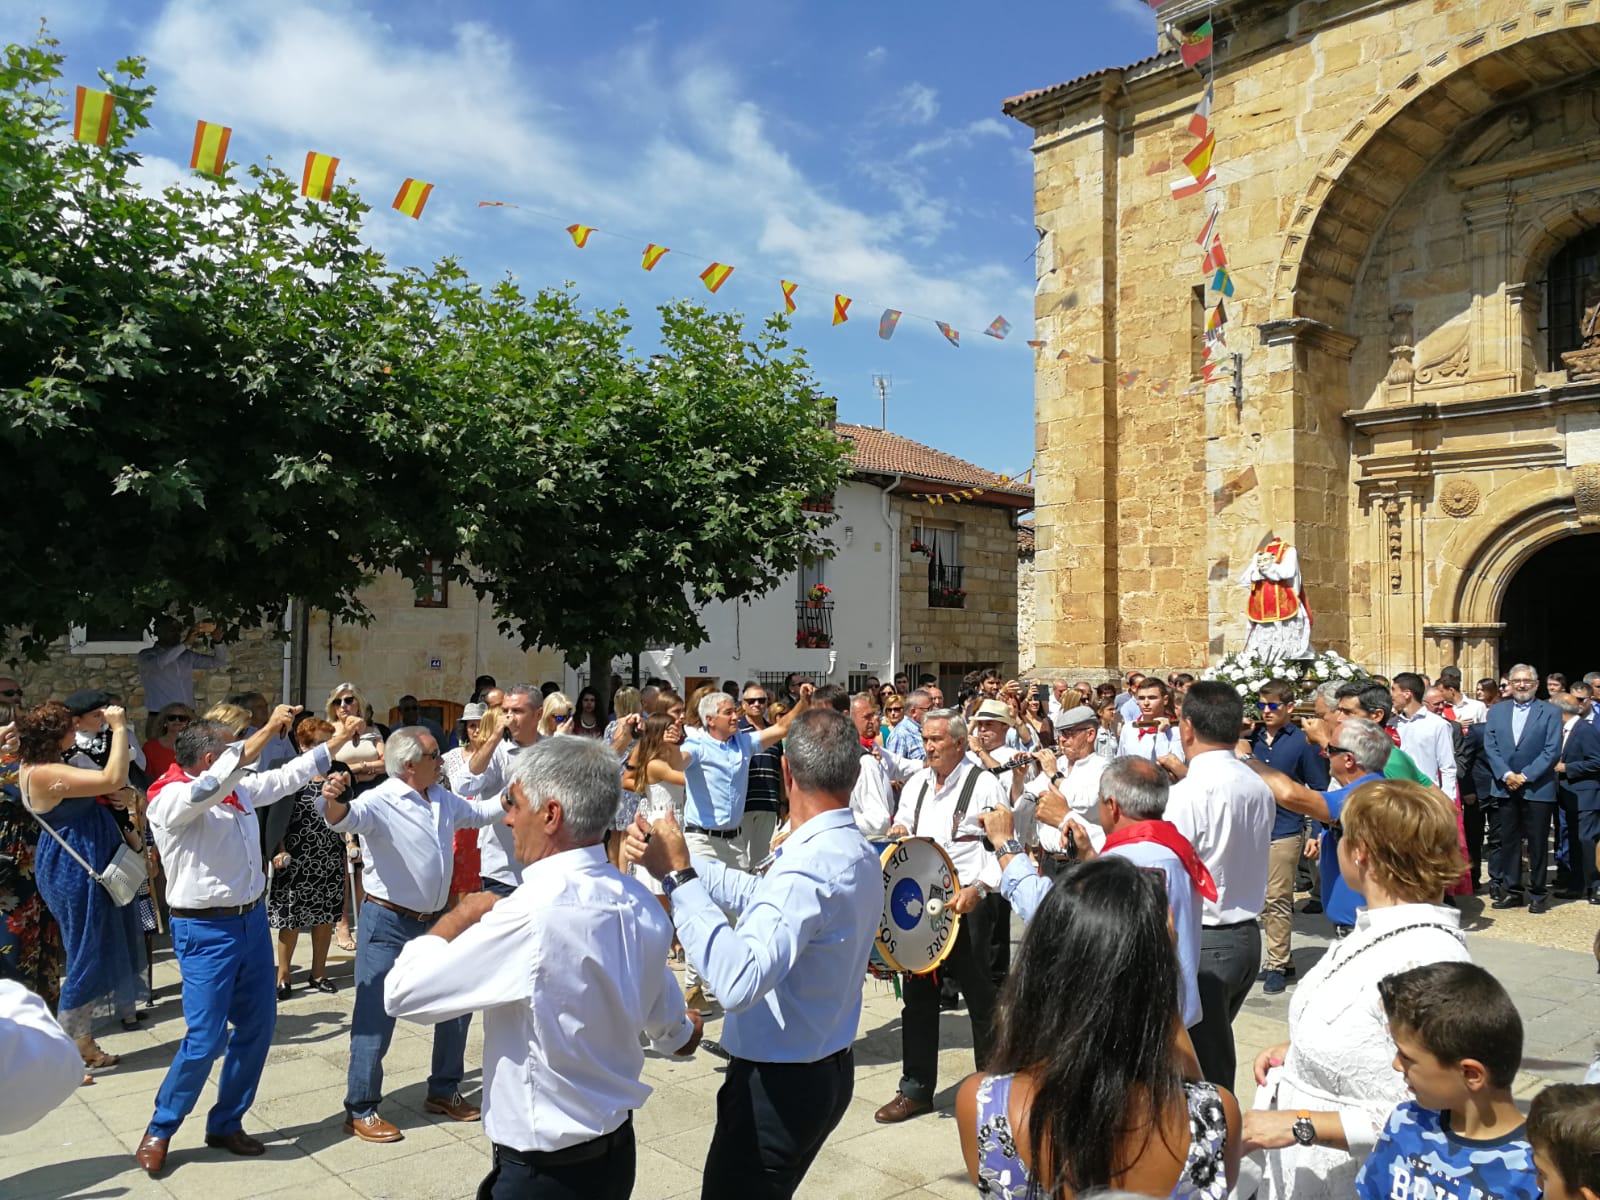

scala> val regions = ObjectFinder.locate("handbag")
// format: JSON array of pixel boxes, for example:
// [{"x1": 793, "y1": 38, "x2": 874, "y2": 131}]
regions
[{"x1": 21, "y1": 773, "x2": 146, "y2": 907}]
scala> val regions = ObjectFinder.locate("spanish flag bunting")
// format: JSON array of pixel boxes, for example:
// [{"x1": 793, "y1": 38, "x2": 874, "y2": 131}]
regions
[
  {"x1": 878, "y1": 309, "x2": 901, "y2": 340},
  {"x1": 935, "y1": 321, "x2": 960, "y2": 348},
  {"x1": 392, "y1": 178, "x2": 434, "y2": 220},
  {"x1": 189, "y1": 119, "x2": 231, "y2": 176},
  {"x1": 781, "y1": 280, "x2": 797, "y2": 313},
  {"x1": 832, "y1": 295, "x2": 851, "y2": 326},
  {"x1": 301, "y1": 152, "x2": 339, "y2": 201},
  {"x1": 73, "y1": 85, "x2": 114, "y2": 145},
  {"x1": 1181, "y1": 19, "x2": 1214, "y2": 69},
  {"x1": 566, "y1": 224, "x2": 595, "y2": 248},
  {"x1": 984, "y1": 316, "x2": 1012, "y2": 340},
  {"x1": 641, "y1": 244, "x2": 670, "y2": 271},
  {"x1": 1196, "y1": 206, "x2": 1219, "y2": 250},
  {"x1": 1183, "y1": 131, "x2": 1216, "y2": 182},
  {"x1": 700, "y1": 262, "x2": 734, "y2": 294},
  {"x1": 1188, "y1": 80, "x2": 1214, "y2": 140}
]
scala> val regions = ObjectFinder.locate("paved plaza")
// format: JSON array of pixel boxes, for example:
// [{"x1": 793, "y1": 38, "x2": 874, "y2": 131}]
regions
[{"x1": 5, "y1": 900, "x2": 1597, "y2": 1200}]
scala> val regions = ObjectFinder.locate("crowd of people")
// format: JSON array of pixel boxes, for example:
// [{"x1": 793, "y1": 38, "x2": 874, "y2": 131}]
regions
[{"x1": 1, "y1": 646, "x2": 1599, "y2": 1200}]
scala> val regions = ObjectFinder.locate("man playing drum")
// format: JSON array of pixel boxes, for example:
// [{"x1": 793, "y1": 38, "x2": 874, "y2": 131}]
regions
[{"x1": 874, "y1": 708, "x2": 1007, "y2": 1124}]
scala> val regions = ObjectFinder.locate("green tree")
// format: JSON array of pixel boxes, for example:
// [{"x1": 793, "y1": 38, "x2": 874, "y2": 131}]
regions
[{"x1": 0, "y1": 33, "x2": 846, "y2": 668}]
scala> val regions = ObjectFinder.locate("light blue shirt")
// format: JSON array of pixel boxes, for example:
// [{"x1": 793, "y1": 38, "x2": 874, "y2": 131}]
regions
[
  {"x1": 1000, "y1": 840, "x2": 1201, "y2": 1028},
  {"x1": 885, "y1": 716, "x2": 925, "y2": 761},
  {"x1": 1512, "y1": 701, "x2": 1531, "y2": 744},
  {"x1": 682, "y1": 727, "x2": 763, "y2": 830},
  {"x1": 672, "y1": 807, "x2": 880, "y2": 1062}
]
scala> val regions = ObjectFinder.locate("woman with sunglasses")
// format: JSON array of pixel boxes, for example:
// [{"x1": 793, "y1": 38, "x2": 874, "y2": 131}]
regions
[
  {"x1": 141, "y1": 704, "x2": 194, "y2": 779},
  {"x1": 537, "y1": 691, "x2": 575, "y2": 737},
  {"x1": 879, "y1": 694, "x2": 905, "y2": 743}
]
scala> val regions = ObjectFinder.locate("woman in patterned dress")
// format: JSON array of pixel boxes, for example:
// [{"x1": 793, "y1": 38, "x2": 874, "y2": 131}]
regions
[
  {"x1": 0, "y1": 703, "x2": 67, "y2": 1008},
  {"x1": 956, "y1": 855, "x2": 1239, "y2": 1198},
  {"x1": 266, "y1": 718, "x2": 347, "y2": 998}
]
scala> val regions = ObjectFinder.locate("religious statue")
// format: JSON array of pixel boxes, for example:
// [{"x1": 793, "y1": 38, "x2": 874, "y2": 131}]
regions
[
  {"x1": 1561, "y1": 276, "x2": 1600, "y2": 381},
  {"x1": 1239, "y1": 535, "x2": 1312, "y2": 660}
]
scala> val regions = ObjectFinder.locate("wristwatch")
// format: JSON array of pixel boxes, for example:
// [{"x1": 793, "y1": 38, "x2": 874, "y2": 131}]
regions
[
  {"x1": 997, "y1": 838, "x2": 1025, "y2": 860},
  {"x1": 1291, "y1": 1111, "x2": 1316, "y2": 1146},
  {"x1": 661, "y1": 867, "x2": 699, "y2": 897},
  {"x1": 1050, "y1": 771, "x2": 1064, "y2": 784}
]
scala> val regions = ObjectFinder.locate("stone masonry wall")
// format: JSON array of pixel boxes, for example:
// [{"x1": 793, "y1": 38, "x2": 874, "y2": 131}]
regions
[{"x1": 895, "y1": 496, "x2": 1021, "y2": 676}]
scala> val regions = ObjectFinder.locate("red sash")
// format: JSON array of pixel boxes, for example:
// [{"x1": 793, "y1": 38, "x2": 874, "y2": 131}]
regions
[
  {"x1": 1101, "y1": 820, "x2": 1218, "y2": 902},
  {"x1": 148, "y1": 760, "x2": 246, "y2": 813}
]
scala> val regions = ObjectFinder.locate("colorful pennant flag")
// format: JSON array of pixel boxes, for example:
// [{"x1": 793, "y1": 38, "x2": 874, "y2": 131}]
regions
[
  {"x1": 1172, "y1": 170, "x2": 1216, "y2": 200},
  {"x1": 1211, "y1": 266, "x2": 1236, "y2": 297},
  {"x1": 781, "y1": 280, "x2": 798, "y2": 313},
  {"x1": 878, "y1": 309, "x2": 902, "y2": 340},
  {"x1": 700, "y1": 262, "x2": 734, "y2": 294},
  {"x1": 984, "y1": 316, "x2": 1012, "y2": 340},
  {"x1": 391, "y1": 178, "x2": 434, "y2": 220},
  {"x1": 1207, "y1": 300, "x2": 1228, "y2": 335},
  {"x1": 935, "y1": 322, "x2": 960, "y2": 348},
  {"x1": 641, "y1": 244, "x2": 669, "y2": 271},
  {"x1": 301, "y1": 152, "x2": 339, "y2": 201},
  {"x1": 73, "y1": 86, "x2": 114, "y2": 145},
  {"x1": 1203, "y1": 236, "x2": 1228, "y2": 275},
  {"x1": 189, "y1": 119, "x2": 231, "y2": 176},
  {"x1": 1027, "y1": 340, "x2": 1046, "y2": 350},
  {"x1": 1189, "y1": 82, "x2": 1214, "y2": 140},
  {"x1": 1196, "y1": 207, "x2": 1219, "y2": 250},
  {"x1": 566, "y1": 223, "x2": 595, "y2": 248},
  {"x1": 1118, "y1": 369, "x2": 1144, "y2": 388},
  {"x1": 832, "y1": 295, "x2": 852, "y2": 326},
  {"x1": 1183, "y1": 131, "x2": 1216, "y2": 182},
  {"x1": 1181, "y1": 19, "x2": 1214, "y2": 69}
]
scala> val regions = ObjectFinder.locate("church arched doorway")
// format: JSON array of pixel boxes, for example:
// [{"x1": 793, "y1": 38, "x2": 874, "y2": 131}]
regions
[{"x1": 1498, "y1": 533, "x2": 1600, "y2": 683}]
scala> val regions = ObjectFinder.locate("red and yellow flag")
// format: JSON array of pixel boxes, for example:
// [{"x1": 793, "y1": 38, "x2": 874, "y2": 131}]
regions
[
  {"x1": 392, "y1": 178, "x2": 434, "y2": 220},
  {"x1": 700, "y1": 262, "x2": 734, "y2": 294},
  {"x1": 832, "y1": 295, "x2": 851, "y2": 326},
  {"x1": 73, "y1": 86, "x2": 114, "y2": 145},
  {"x1": 641, "y1": 244, "x2": 669, "y2": 271},
  {"x1": 189, "y1": 119, "x2": 231, "y2": 176},
  {"x1": 1184, "y1": 131, "x2": 1216, "y2": 182},
  {"x1": 301, "y1": 152, "x2": 339, "y2": 201},
  {"x1": 566, "y1": 223, "x2": 595, "y2": 248},
  {"x1": 781, "y1": 280, "x2": 797, "y2": 313}
]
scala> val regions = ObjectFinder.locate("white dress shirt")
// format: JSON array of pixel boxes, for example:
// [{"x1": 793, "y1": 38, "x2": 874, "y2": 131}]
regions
[
  {"x1": 1165, "y1": 749, "x2": 1275, "y2": 925},
  {"x1": 1451, "y1": 697, "x2": 1487, "y2": 725},
  {"x1": 1025, "y1": 751, "x2": 1109, "y2": 853},
  {"x1": 147, "y1": 742, "x2": 332, "y2": 909},
  {"x1": 1116, "y1": 723, "x2": 1186, "y2": 765},
  {"x1": 1394, "y1": 707, "x2": 1458, "y2": 795},
  {"x1": 384, "y1": 844, "x2": 693, "y2": 1153},
  {"x1": 0, "y1": 980, "x2": 82, "y2": 1135},
  {"x1": 851, "y1": 746, "x2": 915, "y2": 837},
  {"x1": 323, "y1": 775, "x2": 504, "y2": 914},
  {"x1": 136, "y1": 641, "x2": 228, "y2": 712},
  {"x1": 892, "y1": 758, "x2": 1005, "y2": 890},
  {"x1": 454, "y1": 738, "x2": 536, "y2": 888}
]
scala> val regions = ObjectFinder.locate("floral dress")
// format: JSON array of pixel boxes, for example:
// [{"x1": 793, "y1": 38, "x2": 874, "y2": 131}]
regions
[
  {"x1": 266, "y1": 781, "x2": 347, "y2": 929},
  {"x1": 974, "y1": 1073, "x2": 1229, "y2": 1198},
  {"x1": 0, "y1": 755, "x2": 67, "y2": 1008}
]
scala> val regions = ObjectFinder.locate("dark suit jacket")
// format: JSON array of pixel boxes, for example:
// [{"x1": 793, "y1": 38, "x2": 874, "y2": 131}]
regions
[
  {"x1": 1559, "y1": 717, "x2": 1600, "y2": 811},
  {"x1": 1484, "y1": 699, "x2": 1563, "y2": 800},
  {"x1": 1462, "y1": 722, "x2": 1493, "y2": 801}
]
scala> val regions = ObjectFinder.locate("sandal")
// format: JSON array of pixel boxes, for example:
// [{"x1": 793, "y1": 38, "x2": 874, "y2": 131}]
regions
[
  {"x1": 80, "y1": 1046, "x2": 120, "y2": 1070},
  {"x1": 334, "y1": 923, "x2": 356, "y2": 952}
]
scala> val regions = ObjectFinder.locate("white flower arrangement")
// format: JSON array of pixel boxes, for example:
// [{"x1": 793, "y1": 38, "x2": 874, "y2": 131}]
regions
[{"x1": 1201, "y1": 647, "x2": 1369, "y2": 717}]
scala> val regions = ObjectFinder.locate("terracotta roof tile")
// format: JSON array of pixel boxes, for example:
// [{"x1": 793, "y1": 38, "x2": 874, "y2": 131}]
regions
[
  {"x1": 1017, "y1": 517, "x2": 1035, "y2": 558},
  {"x1": 1001, "y1": 52, "x2": 1165, "y2": 118},
  {"x1": 838, "y1": 422, "x2": 1034, "y2": 499}
]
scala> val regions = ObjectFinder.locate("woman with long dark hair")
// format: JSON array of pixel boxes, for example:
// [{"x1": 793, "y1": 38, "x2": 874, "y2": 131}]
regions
[
  {"x1": 956, "y1": 856, "x2": 1239, "y2": 1198},
  {"x1": 569, "y1": 686, "x2": 607, "y2": 739}
]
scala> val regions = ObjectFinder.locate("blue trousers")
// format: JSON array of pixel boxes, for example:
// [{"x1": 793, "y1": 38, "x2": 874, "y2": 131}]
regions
[
  {"x1": 148, "y1": 904, "x2": 276, "y2": 1139},
  {"x1": 345, "y1": 898, "x2": 471, "y2": 1117}
]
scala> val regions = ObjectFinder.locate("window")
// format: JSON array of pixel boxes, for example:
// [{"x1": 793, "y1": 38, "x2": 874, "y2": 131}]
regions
[
  {"x1": 912, "y1": 521, "x2": 960, "y2": 568},
  {"x1": 797, "y1": 557, "x2": 826, "y2": 601},
  {"x1": 415, "y1": 557, "x2": 448, "y2": 608},
  {"x1": 69, "y1": 623, "x2": 151, "y2": 654},
  {"x1": 1542, "y1": 228, "x2": 1600, "y2": 371},
  {"x1": 915, "y1": 521, "x2": 964, "y2": 608}
]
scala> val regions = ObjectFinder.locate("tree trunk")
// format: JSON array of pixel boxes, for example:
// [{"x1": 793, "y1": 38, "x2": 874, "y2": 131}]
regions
[{"x1": 588, "y1": 647, "x2": 615, "y2": 721}]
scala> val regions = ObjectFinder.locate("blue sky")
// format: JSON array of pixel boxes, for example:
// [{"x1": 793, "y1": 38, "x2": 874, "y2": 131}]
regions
[{"x1": 8, "y1": 0, "x2": 1156, "y2": 477}]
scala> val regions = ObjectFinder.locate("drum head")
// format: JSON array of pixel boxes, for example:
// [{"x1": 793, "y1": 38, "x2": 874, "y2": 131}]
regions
[{"x1": 875, "y1": 837, "x2": 961, "y2": 976}]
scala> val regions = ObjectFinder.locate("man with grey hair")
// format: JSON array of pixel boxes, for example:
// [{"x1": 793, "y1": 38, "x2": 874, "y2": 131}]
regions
[
  {"x1": 386, "y1": 737, "x2": 703, "y2": 1199},
  {"x1": 627, "y1": 708, "x2": 879, "y2": 1199},
  {"x1": 455, "y1": 684, "x2": 543, "y2": 896},
  {"x1": 981, "y1": 756, "x2": 1208, "y2": 1027},
  {"x1": 1484, "y1": 662, "x2": 1563, "y2": 910},
  {"x1": 319, "y1": 727, "x2": 510, "y2": 1143}
]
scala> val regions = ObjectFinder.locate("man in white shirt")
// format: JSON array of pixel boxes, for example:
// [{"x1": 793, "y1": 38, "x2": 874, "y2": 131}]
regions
[
  {"x1": 454, "y1": 684, "x2": 542, "y2": 895},
  {"x1": 1391, "y1": 671, "x2": 1459, "y2": 796},
  {"x1": 1164, "y1": 680, "x2": 1275, "y2": 1090},
  {"x1": 875, "y1": 709, "x2": 1007, "y2": 1124},
  {"x1": 848, "y1": 691, "x2": 913, "y2": 836},
  {"x1": 136, "y1": 615, "x2": 228, "y2": 713},
  {"x1": 320, "y1": 728, "x2": 509, "y2": 1144},
  {"x1": 135, "y1": 706, "x2": 351, "y2": 1175},
  {"x1": 385, "y1": 737, "x2": 702, "y2": 1200},
  {"x1": 1439, "y1": 666, "x2": 1487, "y2": 725},
  {"x1": 1115, "y1": 678, "x2": 1187, "y2": 778},
  {"x1": 1023, "y1": 705, "x2": 1109, "y2": 872}
]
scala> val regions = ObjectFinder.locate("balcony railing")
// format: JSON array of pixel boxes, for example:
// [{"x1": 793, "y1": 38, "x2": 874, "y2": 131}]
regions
[
  {"x1": 796, "y1": 600, "x2": 833, "y2": 648},
  {"x1": 928, "y1": 564, "x2": 966, "y2": 609}
]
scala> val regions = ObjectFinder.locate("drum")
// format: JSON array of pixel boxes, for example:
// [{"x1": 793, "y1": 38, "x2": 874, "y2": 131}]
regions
[{"x1": 872, "y1": 837, "x2": 961, "y2": 977}]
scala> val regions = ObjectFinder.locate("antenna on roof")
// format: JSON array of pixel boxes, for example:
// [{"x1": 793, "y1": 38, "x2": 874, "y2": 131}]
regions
[{"x1": 871, "y1": 374, "x2": 891, "y2": 430}]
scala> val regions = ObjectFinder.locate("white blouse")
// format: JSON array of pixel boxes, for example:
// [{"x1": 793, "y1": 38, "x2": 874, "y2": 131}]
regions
[{"x1": 1255, "y1": 902, "x2": 1471, "y2": 1200}]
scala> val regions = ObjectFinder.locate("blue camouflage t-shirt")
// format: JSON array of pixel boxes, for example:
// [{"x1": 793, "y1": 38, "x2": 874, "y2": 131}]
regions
[{"x1": 1355, "y1": 1101, "x2": 1538, "y2": 1200}]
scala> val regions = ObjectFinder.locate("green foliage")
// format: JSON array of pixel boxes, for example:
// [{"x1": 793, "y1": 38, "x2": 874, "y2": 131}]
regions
[{"x1": 0, "y1": 31, "x2": 847, "y2": 663}]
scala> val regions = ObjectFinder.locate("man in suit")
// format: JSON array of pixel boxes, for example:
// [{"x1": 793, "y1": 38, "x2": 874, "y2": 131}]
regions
[
  {"x1": 1483, "y1": 663, "x2": 1565, "y2": 913},
  {"x1": 1555, "y1": 693, "x2": 1600, "y2": 904}
]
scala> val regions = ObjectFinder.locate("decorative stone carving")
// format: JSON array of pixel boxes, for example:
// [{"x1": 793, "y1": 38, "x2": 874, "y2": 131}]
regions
[
  {"x1": 1385, "y1": 306, "x2": 1415, "y2": 385},
  {"x1": 1438, "y1": 479, "x2": 1480, "y2": 518},
  {"x1": 1562, "y1": 277, "x2": 1600, "y2": 382},
  {"x1": 1383, "y1": 496, "x2": 1404, "y2": 592},
  {"x1": 1416, "y1": 323, "x2": 1471, "y2": 384},
  {"x1": 1576, "y1": 464, "x2": 1600, "y2": 526}
]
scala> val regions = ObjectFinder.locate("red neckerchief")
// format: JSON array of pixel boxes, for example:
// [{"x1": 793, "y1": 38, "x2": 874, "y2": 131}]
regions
[
  {"x1": 1137, "y1": 726, "x2": 1160, "y2": 738},
  {"x1": 1384, "y1": 725, "x2": 1401, "y2": 747},
  {"x1": 148, "y1": 760, "x2": 246, "y2": 813},
  {"x1": 1101, "y1": 819, "x2": 1218, "y2": 902}
]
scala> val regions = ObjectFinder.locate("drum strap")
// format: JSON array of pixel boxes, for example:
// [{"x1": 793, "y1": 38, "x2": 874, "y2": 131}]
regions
[{"x1": 910, "y1": 766, "x2": 984, "y2": 843}]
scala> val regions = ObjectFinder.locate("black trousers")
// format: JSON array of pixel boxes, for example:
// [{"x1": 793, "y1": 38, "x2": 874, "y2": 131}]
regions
[
  {"x1": 1463, "y1": 797, "x2": 1498, "y2": 884},
  {"x1": 478, "y1": 1124, "x2": 634, "y2": 1200},
  {"x1": 1191, "y1": 920, "x2": 1261, "y2": 1091},
  {"x1": 701, "y1": 1049, "x2": 854, "y2": 1200},
  {"x1": 900, "y1": 898, "x2": 996, "y2": 1103},
  {"x1": 1579, "y1": 807, "x2": 1600, "y2": 893},
  {"x1": 1492, "y1": 793, "x2": 1566, "y2": 899},
  {"x1": 984, "y1": 891, "x2": 1011, "y2": 987}
]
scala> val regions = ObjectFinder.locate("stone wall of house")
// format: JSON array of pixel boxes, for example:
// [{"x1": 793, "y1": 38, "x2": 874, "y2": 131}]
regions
[
  {"x1": 895, "y1": 496, "x2": 1022, "y2": 677},
  {"x1": 1016, "y1": 548, "x2": 1036, "y2": 675}
]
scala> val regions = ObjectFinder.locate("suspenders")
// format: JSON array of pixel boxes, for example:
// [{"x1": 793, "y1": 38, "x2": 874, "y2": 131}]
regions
[{"x1": 909, "y1": 765, "x2": 985, "y2": 842}]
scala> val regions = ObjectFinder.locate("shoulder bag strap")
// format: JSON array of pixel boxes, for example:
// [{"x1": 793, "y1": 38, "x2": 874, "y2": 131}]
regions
[{"x1": 18, "y1": 769, "x2": 106, "y2": 882}]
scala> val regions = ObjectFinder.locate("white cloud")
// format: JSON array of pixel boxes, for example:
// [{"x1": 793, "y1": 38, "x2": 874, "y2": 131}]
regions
[
  {"x1": 864, "y1": 46, "x2": 887, "y2": 63},
  {"x1": 897, "y1": 82, "x2": 939, "y2": 125},
  {"x1": 1107, "y1": 0, "x2": 1160, "y2": 26}
]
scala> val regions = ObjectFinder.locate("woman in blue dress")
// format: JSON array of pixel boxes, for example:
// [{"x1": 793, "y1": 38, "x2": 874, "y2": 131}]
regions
[{"x1": 15, "y1": 700, "x2": 148, "y2": 1070}]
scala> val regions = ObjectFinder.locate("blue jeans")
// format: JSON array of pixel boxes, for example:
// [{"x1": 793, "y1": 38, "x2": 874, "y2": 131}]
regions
[
  {"x1": 345, "y1": 899, "x2": 471, "y2": 1117},
  {"x1": 148, "y1": 904, "x2": 276, "y2": 1138}
]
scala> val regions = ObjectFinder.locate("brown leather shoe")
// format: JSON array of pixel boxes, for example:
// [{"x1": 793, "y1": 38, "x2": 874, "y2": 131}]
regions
[
  {"x1": 874, "y1": 1093, "x2": 932, "y2": 1124},
  {"x1": 423, "y1": 1092, "x2": 482, "y2": 1122},
  {"x1": 135, "y1": 1133, "x2": 169, "y2": 1174},
  {"x1": 204, "y1": 1130, "x2": 266, "y2": 1156},
  {"x1": 343, "y1": 1113, "x2": 404, "y2": 1143}
]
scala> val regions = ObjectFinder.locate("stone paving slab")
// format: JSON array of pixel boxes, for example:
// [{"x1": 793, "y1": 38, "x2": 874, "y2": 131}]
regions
[{"x1": 4, "y1": 908, "x2": 1596, "y2": 1199}]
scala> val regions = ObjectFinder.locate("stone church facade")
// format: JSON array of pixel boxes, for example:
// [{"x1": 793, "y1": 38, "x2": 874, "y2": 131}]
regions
[{"x1": 1007, "y1": 0, "x2": 1600, "y2": 682}]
